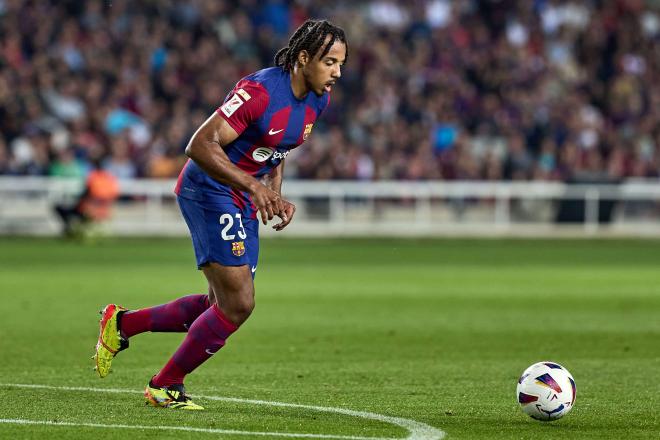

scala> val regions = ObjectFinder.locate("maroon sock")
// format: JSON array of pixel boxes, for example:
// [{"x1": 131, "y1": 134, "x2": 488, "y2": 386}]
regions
[
  {"x1": 151, "y1": 304, "x2": 238, "y2": 387},
  {"x1": 120, "y1": 294, "x2": 211, "y2": 338}
]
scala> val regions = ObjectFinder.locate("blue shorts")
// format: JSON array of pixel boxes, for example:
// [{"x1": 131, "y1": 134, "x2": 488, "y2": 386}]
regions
[{"x1": 177, "y1": 196, "x2": 259, "y2": 277}]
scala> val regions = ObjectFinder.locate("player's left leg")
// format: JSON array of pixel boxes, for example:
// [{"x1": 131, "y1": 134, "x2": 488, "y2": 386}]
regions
[
  {"x1": 145, "y1": 199, "x2": 259, "y2": 409},
  {"x1": 148, "y1": 265, "x2": 251, "y2": 386},
  {"x1": 146, "y1": 263, "x2": 252, "y2": 410}
]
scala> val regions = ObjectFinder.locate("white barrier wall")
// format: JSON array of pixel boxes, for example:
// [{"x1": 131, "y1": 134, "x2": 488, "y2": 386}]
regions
[{"x1": 0, "y1": 177, "x2": 659, "y2": 237}]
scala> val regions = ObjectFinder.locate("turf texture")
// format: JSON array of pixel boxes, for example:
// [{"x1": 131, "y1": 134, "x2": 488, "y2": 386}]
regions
[{"x1": 0, "y1": 237, "x2": 658, "y2": 439}]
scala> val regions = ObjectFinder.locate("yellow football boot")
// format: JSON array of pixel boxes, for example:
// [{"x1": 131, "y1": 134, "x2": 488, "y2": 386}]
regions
[
  {"x1": 93, "y1": 304, "x2": 129, "y2": 378},
  {"x1": 144, "y1": 381, "x2": 204, "y2": 410}
]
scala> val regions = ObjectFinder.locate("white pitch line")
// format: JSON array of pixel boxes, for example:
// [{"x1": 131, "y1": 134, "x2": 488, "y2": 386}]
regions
[{"x1": 0, "y1": 383, "x2": 445, "y2": 440}]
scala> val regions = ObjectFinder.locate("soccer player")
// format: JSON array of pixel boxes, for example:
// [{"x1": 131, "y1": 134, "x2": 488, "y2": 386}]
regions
[{"x1": 93, "y1": 20, "x2": 347, "y2": 410}]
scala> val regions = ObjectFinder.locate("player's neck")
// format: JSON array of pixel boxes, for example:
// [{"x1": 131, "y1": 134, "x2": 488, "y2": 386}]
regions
[{"x1": 290, "y1": 67, "x2": 309, "y2": 100}]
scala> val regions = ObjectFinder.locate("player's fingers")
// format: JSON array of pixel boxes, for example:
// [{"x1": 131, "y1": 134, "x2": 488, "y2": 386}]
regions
[
  {"x1": 285, "y1": 203, "x2": 296, "y2": 221},
  {"x1": 282, "y1": 210, "x2": 291, "y2": 224},
  {"x1": 265, "y1": 203, "x2": 275, "y2": 220},
  {"x1": 275, "y1": 213, "x2": 293, "y2": 231},
  {"x1": 271, "y1": 200, "x2": 294, "y2": 231},
  {"x1": 271, "y1": 196, "x2": 284, "y2": 216},
  {"x1": 259, "y1": 206, "x2": 269, "y2": 225},
  {"x1": 275, "y1": 220, "x2": 287, "y2": 230}
]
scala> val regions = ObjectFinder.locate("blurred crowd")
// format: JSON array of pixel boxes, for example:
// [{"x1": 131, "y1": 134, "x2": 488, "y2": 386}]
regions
[{"x1": 1, "y1": 0, "x2": 659, "y2": 182}]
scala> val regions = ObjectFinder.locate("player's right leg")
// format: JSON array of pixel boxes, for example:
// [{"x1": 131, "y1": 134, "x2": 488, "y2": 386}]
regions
[
  {"x1": 93, "y1": 289, "x2": 216, "y2": 378},
  {"x1": 119, "y1": 291, "x2": 214, "y2": 337}
]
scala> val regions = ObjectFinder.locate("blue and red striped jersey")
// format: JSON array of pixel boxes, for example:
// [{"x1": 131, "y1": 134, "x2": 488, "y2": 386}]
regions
[{"x1": 175, "y1": 67, "x2": 330, "y2": 217}]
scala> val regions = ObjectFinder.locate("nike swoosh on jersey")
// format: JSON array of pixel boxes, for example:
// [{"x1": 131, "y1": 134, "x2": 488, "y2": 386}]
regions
[
  {"x1": 251, "y1": 266, "x2": 257, "y2": 273},
  {"x1": 205, "y1": 349, "x2": 218, "y2": 355},
  {"x1": 268, "y1": 128, "x2": 284, "y2": 135}
]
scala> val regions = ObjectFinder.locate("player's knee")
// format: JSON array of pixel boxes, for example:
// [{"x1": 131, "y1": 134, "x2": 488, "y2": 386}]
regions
[
  {"x1": 235, "y1": 296, "x2": 255, "y2": 322},
  {"x1": 235, "y1": 292, "x2": 255, "y2": 320},
  {"x1": 226, "y1": 286, "x2": 255, "y2": 324}
]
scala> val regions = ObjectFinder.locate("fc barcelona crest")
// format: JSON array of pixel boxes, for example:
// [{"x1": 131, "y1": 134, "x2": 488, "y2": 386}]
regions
[
  {"x1": 231, "y1": 241, "x2": 245, "y2": 257},
  {"x1": 303, "y1": 123, "x2": 314, "y2": 140}
]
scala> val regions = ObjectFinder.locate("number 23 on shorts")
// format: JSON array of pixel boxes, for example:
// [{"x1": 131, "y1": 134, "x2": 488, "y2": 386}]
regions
[{"x1": 218, "y1": 213, "x2": 247, "y2": 241}]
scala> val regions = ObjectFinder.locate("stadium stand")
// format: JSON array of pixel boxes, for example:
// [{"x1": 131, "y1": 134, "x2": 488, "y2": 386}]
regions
[{"x1": 0, "y1": 0, "x2": 658, "y2": 183}]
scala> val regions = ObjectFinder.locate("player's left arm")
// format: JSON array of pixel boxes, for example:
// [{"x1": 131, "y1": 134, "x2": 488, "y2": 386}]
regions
[{"x1": 268, "y1": 160, "x2": 296, "y2": 231}]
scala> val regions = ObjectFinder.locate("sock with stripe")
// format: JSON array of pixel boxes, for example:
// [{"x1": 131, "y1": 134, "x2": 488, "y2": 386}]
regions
[
  {"x1": 151, "y1": 304, "x2": 238, "y2": 387},
  {"x1": 120, "y1": 294, "x2": 211, "y2": 338}
]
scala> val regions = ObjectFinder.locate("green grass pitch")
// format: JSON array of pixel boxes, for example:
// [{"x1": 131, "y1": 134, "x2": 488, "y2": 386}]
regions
[{"x1": 0, "y1": 237, "x2": 658, "y2": 439}]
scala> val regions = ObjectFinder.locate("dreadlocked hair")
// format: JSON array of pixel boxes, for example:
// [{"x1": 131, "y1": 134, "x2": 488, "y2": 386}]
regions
[{"x1": 274, "y1": 19, "x2": 348, "y2": 72}]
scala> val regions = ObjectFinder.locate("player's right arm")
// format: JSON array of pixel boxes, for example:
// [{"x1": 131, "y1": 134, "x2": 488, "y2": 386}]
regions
[{"x1": 185, "y1": 112, "x2": 284, "y2": 224}]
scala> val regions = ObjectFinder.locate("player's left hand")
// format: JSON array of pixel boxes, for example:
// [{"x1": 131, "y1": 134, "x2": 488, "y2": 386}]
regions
[{"x1": 273, "y1": 200, "x2": 296, "y2": 231}]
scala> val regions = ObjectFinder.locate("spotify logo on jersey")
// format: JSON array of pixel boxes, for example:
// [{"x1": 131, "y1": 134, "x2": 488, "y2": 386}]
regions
[
  {"x1": 252, "y1": 148, "x2": 290, "y2": 162},
  {"x1": 252, "y1": 147, "x2": 274, "y2": 162}
]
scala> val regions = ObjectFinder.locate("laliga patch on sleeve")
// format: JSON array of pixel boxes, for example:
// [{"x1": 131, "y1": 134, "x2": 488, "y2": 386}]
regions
[
  {"x1": 237, "y1": 88, "x2": 251, "y2": 101},
  {"x1": 220, "y1": 93, "x2": 244, "y2": 118}
]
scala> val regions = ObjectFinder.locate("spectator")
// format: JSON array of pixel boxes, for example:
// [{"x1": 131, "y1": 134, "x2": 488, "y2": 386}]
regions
[
  {"x1": 0, "y1": 0, "x2": 658, "y2": 182},
  {"x1": 49, "y1": 147, "x2": 86, "y2": 179},
  {"x1": 103, "y1": 135, "x2": 137, "y2": 180},
  {"x1": 54, "y1": 158, "x2": 120, "y2": 237}
]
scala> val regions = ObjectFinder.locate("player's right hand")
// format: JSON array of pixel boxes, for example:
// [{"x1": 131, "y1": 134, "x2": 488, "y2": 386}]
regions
[{"x1": 250, "y1": 184, "x2": 285, "y2": 225}]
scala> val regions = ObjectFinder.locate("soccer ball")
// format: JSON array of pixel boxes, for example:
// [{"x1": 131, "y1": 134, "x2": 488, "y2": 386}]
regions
[{"x1": 516, "y1": 361, "x2": 576, "y2": 421}]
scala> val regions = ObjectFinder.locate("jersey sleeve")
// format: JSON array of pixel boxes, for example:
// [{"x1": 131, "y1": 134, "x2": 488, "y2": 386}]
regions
[{"x1": 216, "y1": 80, "x2": 270, "y2": 134}]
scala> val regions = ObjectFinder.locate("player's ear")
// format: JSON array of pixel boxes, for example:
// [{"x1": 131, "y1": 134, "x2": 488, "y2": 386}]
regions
[{"x1": 297, "y1": 50, "x2": 309, "y2": 67}]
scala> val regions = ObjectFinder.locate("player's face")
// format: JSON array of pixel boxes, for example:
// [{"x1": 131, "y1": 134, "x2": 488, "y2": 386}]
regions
[{"x1": 303, "y1": 37, "x2": 346, "y2": 96}]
